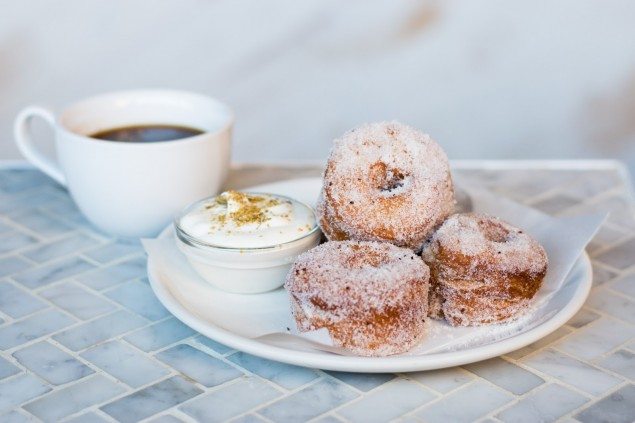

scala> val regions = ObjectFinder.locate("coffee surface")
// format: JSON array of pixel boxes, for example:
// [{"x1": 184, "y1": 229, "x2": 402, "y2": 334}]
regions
[{"x1": 91, "y1": 125, "x2": 204, "y2": 142}]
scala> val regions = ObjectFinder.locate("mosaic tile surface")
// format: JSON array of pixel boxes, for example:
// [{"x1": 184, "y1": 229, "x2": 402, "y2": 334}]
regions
[{"x1": 0, "y1": 162, "x2": 634, "y2": 422}]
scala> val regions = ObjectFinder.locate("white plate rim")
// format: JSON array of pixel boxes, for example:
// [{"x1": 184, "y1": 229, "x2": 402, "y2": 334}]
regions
[{"x1": 147, "y1": 229, "x2": 592, "y2": 373}]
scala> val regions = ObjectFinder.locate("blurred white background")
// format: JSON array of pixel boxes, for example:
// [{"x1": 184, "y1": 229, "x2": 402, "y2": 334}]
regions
[{"x1": 2, "y1": 0, "x2": 635, "y2": 173}]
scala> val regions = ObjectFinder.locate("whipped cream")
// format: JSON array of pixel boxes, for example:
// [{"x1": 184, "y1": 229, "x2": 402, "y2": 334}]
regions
[{"x1": 178, "y1": 191, "x2": 316, "y2": 248}]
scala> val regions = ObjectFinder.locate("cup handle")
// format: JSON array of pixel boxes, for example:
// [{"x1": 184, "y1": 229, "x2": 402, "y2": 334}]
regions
[{"x1": 14, "y1": 106, "x2": 66, "y2": 186}]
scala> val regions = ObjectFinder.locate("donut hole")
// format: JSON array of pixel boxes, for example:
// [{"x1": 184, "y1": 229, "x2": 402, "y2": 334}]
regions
[
  {"x1": 369, "y1": 161, "x2": 409, "y2": 194},
  {"x1": 382, "y1": 170, "x2": 406, "y2": 192},
  {"x1": 478, "y1": 218, "x2": 511, "y2": 243}
]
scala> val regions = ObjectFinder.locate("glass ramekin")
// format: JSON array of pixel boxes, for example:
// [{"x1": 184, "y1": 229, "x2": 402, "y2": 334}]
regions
[{"x1": 174, "y1": 194, "x2": 321, "y2": 294}]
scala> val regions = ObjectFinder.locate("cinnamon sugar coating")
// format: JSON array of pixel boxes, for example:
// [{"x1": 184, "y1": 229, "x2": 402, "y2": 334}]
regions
[
  {"x1": 317, "y1": 121, "x2": 455, "y2": 251},
  {"x1": 421, "y1": 213, "x2": 548, "y2": 326},
  {"x1": 285, "y1": 241, "x2": 430, "y2": 356}
]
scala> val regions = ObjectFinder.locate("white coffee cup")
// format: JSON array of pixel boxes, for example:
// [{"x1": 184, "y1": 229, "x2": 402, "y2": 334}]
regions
[{"x1": 14, "y1": 89, "x2": 233, "y2": 238}]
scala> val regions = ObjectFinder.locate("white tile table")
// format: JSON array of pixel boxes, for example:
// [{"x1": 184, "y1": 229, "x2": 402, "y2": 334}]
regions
[{"x1": 0, "y1": 161, "x2": 633, "y2": 423}]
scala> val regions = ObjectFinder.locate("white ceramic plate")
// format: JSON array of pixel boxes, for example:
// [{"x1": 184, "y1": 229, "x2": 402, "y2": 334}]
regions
[{"x1": 147, "y1": 178, "x2": 593, "y2": 373}]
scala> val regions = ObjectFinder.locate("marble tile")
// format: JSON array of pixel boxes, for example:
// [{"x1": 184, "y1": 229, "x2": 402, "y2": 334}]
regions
[
  {"x1": 587, "y1": 239, "x2": 609, "y2": 256},
  {"x1": 587, "y1": 223, "x2": 629, "y2": 251},
  {"x1": 124, "y1": 317, "x2": 196, "y2": 352},
  {"x1": 0, "y1": 189, "x2": 25, "y2": 208},
  {"x1": 496, "y1": 384, "x2": 588, "y2": 423},
  {"x1": 13, "y1": 256, "x2": 95, "y2": 289},
  {"x1": 230, "y1": 414, "x2": 269, "y2": 423},
  {"x1": 0, "y1": 409, "x2": 36, "y2": 423},
  {"x1": 0, "y1": 355, "x2": 19, "y2": 379},
  {"x1": 610, "y1": 271, "x2": 635, "y2": 298},
  {"x1": 147, "y1": 415, "x2": 185, "y2": 423},
  {"x1": 65, "y1": 411, "x2": 111, "y2": 423},
  {"x1": 53, "y1": 309, "x2": 147, "y2": 351},
  {"x1": 0, "y1": 170, "x2": 55, "y2": 193},
  {"x1": 228, "y1": 351, "x2": 319, "y2": 390},
  {"x1": 105, "y1": 280, "x2": 169, "y2": 321},
  {"x1": 24, "y1": 374, "x2": 125, "y2": 422},
  {"x1": 22, "y1": 233, "x2": 99, "y2": 263},
  {"x1": 338, "y1": 378, "x2": 436, "y2": 423},
  {"x1": 13, "y1": 341, "x2": 93, "y2": 385},
  {"x1": 409, "y1": 367, "x2": 474, "y2": 394},
  {"x1": 0, "y1": 231, "x2": 37, "y2": 255},
  {"x1": 51, "y1": 217, "x2": 98, "y2": 238},
  {"x1": 0, "y1": 256, "x2": 30, "y2": 278},
  {"x1": 325, "y1": 371, "x2": 395, "y2": 392},
  {"x1": 0, "y1": 168, "x2": 57, "y2": 194},
  {"x1": 568, "y1": 194, "x2": 635, "y2": 229},
  {"x1": 258, "y1": 378, "x2": 358, "y2": 422},
  {"x1": 0, "y1": 373, "x2": 51, "y2": 413},
  {"x1": 0, "y1": 309, "x2": 75, "y2": 350},
  {"x1": 44, "y1": 197, "x2": 85, "y2": 222},
  {"x1": 181, "y1": 377, "x2": 281, "y2": 423},
  {"x1": 84, "y1": 240, "x2": 143, "y2": 264},
  {"x1": 464, "y1": 357, "x2": 544, "y2": 395},
  {"x1": 0, "y1": 281, "x2": 47, "y2": 318},
  {"x1": 487, "y1": 177, "x2": 555, "y2": 203},
  {"x1": 100, "y1": 376, "x2": 203, "y2": 423},
  {"x1": 40, "y1": 193, "x2": 78, "y2": 212},
  {"x1": 591, "y1": 263, "x2": 619, "y2": 287},
  {"x1": 565, "y1": 170, "x2": 622, "y2": 199},
  {"x1": 9, "y1": 209, "x2": 73, "y2": 238},
  {"x1": 39, "y1": 282, "x2": 115, "y2": 320},
  {"x1": 415, "y1": 381, "x2": 512, "y2": 423},
  {"x1": 530, "y1": 194, "x2": 579, "y2": 215},
  {"x1": 194, "y1": 334, "x2": 233, "y2": 355},
  {"x1": 555, "y1": 318, "x2": 635, "y2": 360},
  {"x1": 596, "y1": 349, "x2": 635, "y2": 380},
  {"x1": 496, "y1": 383, "x2": 588, "y2": 423},
  {"x1": 0, "y1": 190, "x2": 62, "y2": 214},
  {"x1": 523, "y1": 348, "x2": 621, "y2": 396},
  {"x1": 595, "y1": 237, "x2": 635, "y2": 270},
  {"x1": 81, "y1": 340, "x2": 169, "y2": 388},
  {"x1": 505, "y1": 326, "x2": 573, "y2": 359},
  {"x1": 607, "y1": 210, "x2": 635, "y2": 231},
  {"x1": 156, "y1": 344, "x2": 242, "y2": 387},
  {"x1": 586, "y1": 289, "x2": 635, "y2": 323},
  {"x1": 566, "y1": 308, "x2": 600, "y2": 329},
  {"x1": 312, "y1": 416, "x2": 345, "y2": 423},
  {"x1": 77, "y1": 256, "x2": 146, "y2": 290},
  {"x1": 576, "y1": 384, "x2": 635, "y2": 423}
]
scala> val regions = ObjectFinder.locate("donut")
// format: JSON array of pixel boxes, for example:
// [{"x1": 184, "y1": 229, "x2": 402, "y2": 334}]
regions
[
  {"x1": 285, "y1": 240, "x2": 430, "y2": 356},
  {"x1": 421, "y1": 213, "x2": 548, "y2": 326},
  {"x1": 317, "y1": 121, "x2": 455, "y2": 251}
]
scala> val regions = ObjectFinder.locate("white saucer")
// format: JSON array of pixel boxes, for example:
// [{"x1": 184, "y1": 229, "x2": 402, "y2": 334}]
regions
[{"x1": 147, "y1": 178, "x2": 593, "y2": 373}]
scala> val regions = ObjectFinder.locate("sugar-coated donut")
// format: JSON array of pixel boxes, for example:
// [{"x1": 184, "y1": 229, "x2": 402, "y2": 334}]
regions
[
  {"x1": 317, "y1": 121, "x2": 455, "y2": 251},
  {"x1": 422, "y1": 213, "x2": 548, "y2": 326},
  {"x1": 285, "y1": 240, "x2": 430, "y2": 356}
]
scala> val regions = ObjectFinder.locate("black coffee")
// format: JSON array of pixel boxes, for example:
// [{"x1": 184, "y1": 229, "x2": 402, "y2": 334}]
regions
[{"x1": 91, "y1": 125, "x2": 204, "y2": 142}]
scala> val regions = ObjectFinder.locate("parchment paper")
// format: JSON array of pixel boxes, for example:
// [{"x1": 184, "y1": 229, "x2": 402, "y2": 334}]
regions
[{"x1": 143, "y1": 184, "x2": 606, "y2": 356}]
